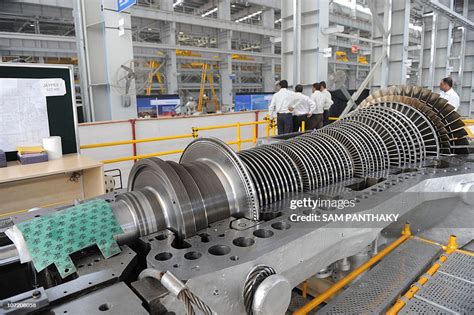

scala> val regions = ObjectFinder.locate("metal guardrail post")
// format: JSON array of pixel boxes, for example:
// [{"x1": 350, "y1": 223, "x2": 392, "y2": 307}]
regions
[
  {"x1": 253, "y1": 124, "x2": 258, "y2": 144},
  {"x1": 271, "y1": 119, "x2": 277, "y2": 136},
  {"x1": 236, "y1": 122, "x2": 241, "y2": 151},
  {"x1": 192, "y1": 127, "x2": 198, "y2": 138}
]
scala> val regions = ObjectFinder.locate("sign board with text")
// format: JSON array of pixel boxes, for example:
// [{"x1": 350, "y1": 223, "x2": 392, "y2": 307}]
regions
[{"x1": 117, "y1": 0, "x2": 136, "y2": 12}]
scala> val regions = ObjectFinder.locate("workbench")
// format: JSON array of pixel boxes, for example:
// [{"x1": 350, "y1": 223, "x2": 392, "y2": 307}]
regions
[{"x1": 0, "y1": 154, "x2": 105, "y2": 216}]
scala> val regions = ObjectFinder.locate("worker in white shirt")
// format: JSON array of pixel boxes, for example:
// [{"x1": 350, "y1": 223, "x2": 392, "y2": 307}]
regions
[
  {"x1": 320, "y1": 81, "x2": 334, "y2": 126},
  {"x1": 268, "y1": 80, "x2": 296, "y2": 134},
  {"x1": 290, "y1": 84, "x2": 317, "y2": 132},
  {"x1": 439, "y1": 77, "x2": 460, "y2": 111},
  {"x1": 309, "y1": 82, "x2": 324, "y2": 129}
]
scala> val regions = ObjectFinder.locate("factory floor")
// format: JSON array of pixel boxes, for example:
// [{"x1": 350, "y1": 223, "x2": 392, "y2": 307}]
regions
[
  {"x1": 287, "y1": 236, "x2": 473, "y2": 314},
  {"x1": 287, "y1": 291, "x2": 318, "y2": 315}
]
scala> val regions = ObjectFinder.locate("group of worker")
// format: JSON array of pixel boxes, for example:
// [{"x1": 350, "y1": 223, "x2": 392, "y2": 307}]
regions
[
  {"x1": 268, "y1": 80, "x2": 334, "y2": 135},
  {"x1": 269, "y1": 76, "x2": 461, "y2": 135}
]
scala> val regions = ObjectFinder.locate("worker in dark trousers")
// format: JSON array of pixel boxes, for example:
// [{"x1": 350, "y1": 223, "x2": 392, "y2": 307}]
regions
[
  {"x1": 310, "y1": 82, "x2": 324, "y2": 129},
  {"x1": 291, "y1": 84, "x2": 316, "y2": 132},
  {"x1": 320, "y1": 81, "x2": 334, "y2": 126},
  {"x1": 269, "y1": 80, "x2": 296, "y2": 134}
]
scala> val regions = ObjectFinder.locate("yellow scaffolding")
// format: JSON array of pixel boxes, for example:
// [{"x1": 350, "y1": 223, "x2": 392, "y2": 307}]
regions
[
  {"x1": 145, "y1": 60, "x2": 165, "y2": 95},
  {"x1": 197, "y1": 63, "x2": 219, "y2": 112}
]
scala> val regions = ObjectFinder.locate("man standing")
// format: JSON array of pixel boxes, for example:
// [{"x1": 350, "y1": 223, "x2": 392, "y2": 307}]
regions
[
  {"x1": 310, "y1": 82, "x2": 324, "y2": 129},
  {"x1": 268, "y1": 80, "x2": 296, "y2": 134},
  {"x1": 291, "y1": 85, "x2": 316, "y2": 132},
  {"x1": 320, "y1": 81, "x2": 334, "y2": 126},
  {"x1": 439, "y1": 77, "x2": 460, "y2": 111}
]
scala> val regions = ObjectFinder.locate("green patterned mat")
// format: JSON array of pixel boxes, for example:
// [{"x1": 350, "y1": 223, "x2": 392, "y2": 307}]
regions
[{"x1": 17, "y1": 199, "x2": 123, "y2": 278}]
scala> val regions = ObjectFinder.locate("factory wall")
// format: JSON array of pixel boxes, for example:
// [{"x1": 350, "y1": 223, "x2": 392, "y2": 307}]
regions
[{"x1": 78, "y1": 111, "x2": 269, "y2": 188}]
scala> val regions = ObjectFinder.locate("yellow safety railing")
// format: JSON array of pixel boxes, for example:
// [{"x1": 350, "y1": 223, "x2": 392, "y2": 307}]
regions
[
  {"x1": 463, "y1": 119, "x2": 474, "y2": 125},
  {"x1": 193, "y1": 120, "x2": 274, "y2": 152},
  {"x1": 463, "y1": 119, "x2": 474, "y2": 138},
  {"x1": 80, "y1": 134, "x2": 194, "y2": 149},
  {"x1": 102, "y1": 149, "x2": 186, "y2": 164},
  {"x1": 80, "y1": 119, "x2": 274, "y2": 164},
  {"x1": 79, "y1": 116, "x2": 474, "y2": 165}
]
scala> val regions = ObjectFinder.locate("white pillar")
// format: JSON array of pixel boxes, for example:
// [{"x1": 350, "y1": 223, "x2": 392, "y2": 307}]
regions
[
  {"x1": 158, "y1": 0, "x2": 173, "y2": 11},
  {"x1": 282, "y1": 0, "x2": 328, "y2": 91},
  {"x1": 74, "y1": 0, "x2": 137, "y2": 121},
  {"x1": 162, "y1": 22, "x2": 179, "y2": 94},
  {"x1": 160, "y1": 0, "x2": 178, "y2": 95},
  {"x1": 400, "y1": 0, "x2": 411, "y2": 84},
  {"x1": 380, "y1": 0, "x2": 392, "y2": 88},
  {"x1": 218, "y1": 0, "x2": 233, "y2": 109},
  {"x1": 218, "y1": 0, "x2": 231, "y2": 20},
  {"x1": 262, "y1": 8, "x2": 276, "y2": 92},
  {"x1": 370, "y1": 0, "x2": 391, "y2": 89}
]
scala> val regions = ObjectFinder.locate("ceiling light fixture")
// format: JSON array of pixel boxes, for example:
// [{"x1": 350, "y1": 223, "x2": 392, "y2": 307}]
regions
[
  {"x1": 202, "y1": 7, "x2": 218, "y2": 17},
  {"x1": 235, "y1": 10, "x2": 262, "y2": 23}
]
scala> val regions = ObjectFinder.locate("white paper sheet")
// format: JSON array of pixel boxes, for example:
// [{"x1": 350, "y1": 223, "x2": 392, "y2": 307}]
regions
[
  {"x1": 5, "y1": 226, "x2": 32, "y2": 264},
  {"x1": 0, "y1": 78, "x2": 66, "y2": 152}
]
